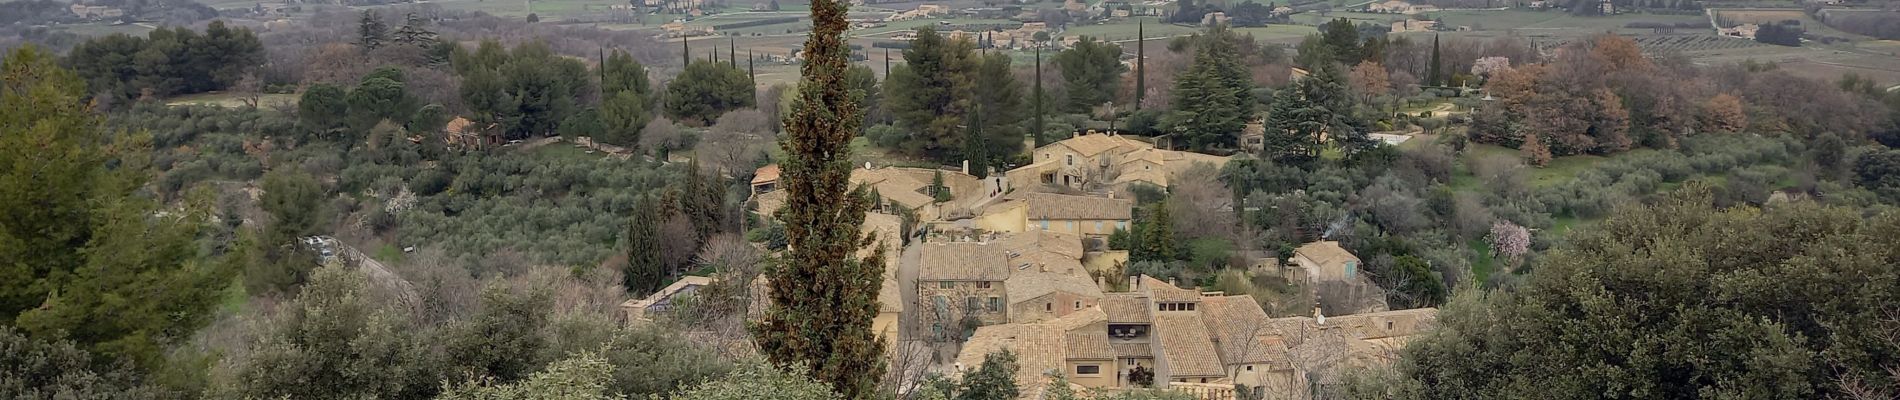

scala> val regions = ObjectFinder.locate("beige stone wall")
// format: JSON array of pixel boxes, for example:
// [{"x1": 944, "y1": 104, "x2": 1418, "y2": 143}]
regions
[
  {"x1": 918, "y1": 281, "x2": 1009, "y2": 336},
  {"x1": 1067, "y1": 360, "x2": 1117, "y2": 388},
  {"x1": 971, "y1": 201, "x2": 1029, "y2": 233},
  {"x1": 1082, "y1": 250, "x2": 1129, "y2": 276},
  {"x1": 1033, "y1": 218, "x2": 1129, "y2": 237},
  {"x1": 1009, "y1": 291, "x2": 1101, "y2": 323}
]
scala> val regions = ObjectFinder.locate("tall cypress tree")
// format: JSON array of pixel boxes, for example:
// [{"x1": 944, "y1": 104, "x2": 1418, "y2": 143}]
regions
[
  {"x1": 624, "y1": 195, "x2": 663, "y2": 296},
  {"x1": 1033, "y1": 46, "x2": 1047, "y2": 148},
  {"x1": 1427, "y1": 34, "x2": 1442, "y2": 87},
  {"x1": 753, "y1": 0, "x2": 887, "y2": 396},
  {"x1": 681, "y1": 37, "x2": 690, "y2": 68},
  {"x1": 1135, "y1": 20, "x2": 1145, "y2": 111}
]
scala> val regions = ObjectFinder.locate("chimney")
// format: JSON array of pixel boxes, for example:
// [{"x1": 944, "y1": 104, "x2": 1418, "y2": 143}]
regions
[
  {"x1": 1096, "y1": 275, "x2": 1106, "y2": 289},
  {"x1": 1314, "y1": 306, "x2": 1326, "y2": 325},
  {"x1": 1039, "y1": 264, "x2": 1048, "y2": 273},
  {"x1": 961, "y1": 160, "x2": 970, "y2": 175},
  {"x1": 1168, "y1": 277, "x2": 1177, "y2": 288}
]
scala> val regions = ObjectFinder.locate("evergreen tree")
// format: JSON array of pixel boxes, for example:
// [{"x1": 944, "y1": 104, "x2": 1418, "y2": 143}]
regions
[
  {"x1": 884, "y1": 27, "x2": 976, "y2": 161},
  {"x1": 1, "y1": 47, "x2": 227, "y2": 370},
  {"x1": 347, "y1": 71, "x2": 422, "y2": 131},
  {"x1": 956, "y1": 351, "x2": 1020, "y2": 400},
  {"x1": 1135, "y1": 20, "x2": 1146, "y2": 111},
  {"x1": 601, "y1": 49, "x2": 653, "y2": 99},
  {"x1": 1321, "y1": 18, "x2": 1361, "y2": 64},
  {"x1": 1259, "y1": 88, "x2": 1313, "y2": 163},
  {"x1": 600, "y1": 90, "x2": 652, "y2": 146},
  {"x1": 969, "y1": 52, "x2": 1025, "y2": 170},
  {"x1": 233, "y1": 264, "x2": 440, "y2": 400},
  {"x1": 753, "y1": 0, "x2": 888, "y2": 395},
  {"x1": 393, "y1": 12, "x2": 438, "y2": 47},
  {"x1": 1288, "y1": 62, "x2": 1363, "y2": 152},
  {"x1": 1166, "y1": 25, "x2": 1255, "y2": 151},
  {"x1": 1427, "y1": 34, "x2": 1442, "y2": 87},
  {"x1": 358, "y1": 10, "x2": 389, "y2": 50},
  {"x1": 299, "y1": 83, "x2": 349, "y2": 135},
  {"x1": 663, "y1": 59, "x2": 755, "y2": 126},
  {"x1": 625, "y1": 195, "x2": 664, "y2": 296},
  {"x1": 1033, "y1": 46, "x2": 1047, "y2": 148},
  {"x1": 1053, "y1": 36, "x2": 1125, "y2": 113},
  {"x1": 1136, "y1": 200, "x2": 1177, "y2": 262}
]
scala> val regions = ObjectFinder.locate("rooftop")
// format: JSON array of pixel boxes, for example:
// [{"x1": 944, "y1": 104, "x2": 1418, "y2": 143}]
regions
[
  {"x1": 1153, "y1": 314, "x2": 1226, "y2": 377},
  {"x1": 752, "y1": 164, "x2": 780, "y2": 185},
  {"x1": 1100, "y1": 293, "x2": 1153, "y2": 324},
  {"x1": 1295, "y1": 241, "x2": 1358, "y2": 267},
  {"x1": 1024, "y1": 193, "x2": 1134, "y2": 221}
]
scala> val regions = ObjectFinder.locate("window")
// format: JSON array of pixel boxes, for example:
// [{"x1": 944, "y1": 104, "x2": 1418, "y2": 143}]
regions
[
  {"x1": 1116, "y1": 221, "x2": 1127, "y2": 231},
  {"x1": 1045, "y1": 303, "x2": 1053, "y2": 311},
  {"x1": 1199, "y1": 378, "x2": 1207, "y2": 383},
  {"x1": 1186, "y1": 303, "x2": 1196, "y2": 311},
  {"x1": 1245, "y1": 365, "x2": 1254, "y2": 371},
  {"x1": 1074, "y1": 301, "x2": 1081, "y2": 309},
  {"x1": 1345, "y1": 261, "x2": 1358, "y2": 279},
  {"x1": 966, "y1": 297, "x2": 979, "y2": 311},
  {"x1": 1067, "y1": 221, "x2": 1076, "y2": 231},
  {"x1": 1040, "y1": 220, "x2": 1050, "y2": 230},
  {"x1": 939, "y1": 281, "x2": 955, "y2": 289},
  {"x1": 987, "y1": 297, "x2": 1001, "y2": 311},
  {"x1": 932, "y1": 324, "x2": 943, "y2": 337},
  {"x1": 934, "y1": 296, "x2": 948, "y2": 314},
  {"x1": 1095, "y1": 221, "x2": 1104, "y2": 232},
  {"x1": 1127, "y1": 359, "x2": 1138, "y2": 366},
  {"x1": 1075, "y1": 365, "x2": 1101, "y2": 375},
  {"x1": 977, "y1": 281, "x2": 992, "y2": 289},
  {"x1": 1386, "y1": 321, "x2": 1394, "y2": 330},
  {"x1": 1066, "y1": 154, "x2": 1075, "y2": 166}
]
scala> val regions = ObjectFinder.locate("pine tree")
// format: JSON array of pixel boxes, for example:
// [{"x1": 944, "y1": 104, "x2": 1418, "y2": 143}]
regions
[
  {"x1": 1427, "y1": 34, "x2": 1442, "y2": 87},
  {"x1": 393, "y1": 12, "x2": 437, "y2": 47},
  {"x1": 2, "y1": 46, "x2": 226, "y2": 370},
  {"x1": 969, "y1": 52, "x2": 1024, "y2": 171},
  {"x1": 1053, "y1": 36, "x2": 1124, "y2": 113},
  {"x1": 625, "y1": 195, "x2": 664, "y2": 296},
  {"x1": 1166, "y1": 25, "x2": 1255, "y2": 150},
  {"x1": 753, "y1": 0, "x2": 888, "y2": 395},
  {"x1": 358, "y1": 10, "x2": 389, "y2": 50}
]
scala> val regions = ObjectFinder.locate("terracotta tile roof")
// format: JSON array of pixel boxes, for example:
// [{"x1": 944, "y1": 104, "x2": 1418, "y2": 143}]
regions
[
  {"x1": 1199, "y1": 296, "x2": 1283, "y2": 366},
  {"x1": 956, "y1": 308, "x2": 1108, "y2": 392},
  {"x1": 1295, "y1": 241, "x2": 1358, "y2": 268},
  {"x1": 991, "y1": 230, "x2": 1086, "y2": 259},
  {"x1": 919, "y1": 241, "x2": 1011, "y2": 281},
  {"x1": 752, "y1": 164, "x2": 780, "y2": 185},
  {"x1": 1101, "y1": 293, "x2": 1152, "y2": 324},
  {"x1": 1065, "y1": 327, "x2": 1116, "y2": 360},
  {"x1": 444, "y1": 116, "x2": 473, "y2": 133},
  {"x1": 1153, "y1": 314, "x2": 1225, "y2": 377},
  {"x1": 1138, "y1": 275, "x2": 1201, "y2": 303},
  {"x1": 1111, "y1": 342, "x2": 1154, "y2": 358},
  {"x1": 1049, "y1": 133, "x2": 1150, "y2": 157},
  {"x1": 1024, "y1": 193, "x2": 1133, "y2": 221},
  {"x1": 1004, "y1": 254, "x2": 1101, "y2": 304}
]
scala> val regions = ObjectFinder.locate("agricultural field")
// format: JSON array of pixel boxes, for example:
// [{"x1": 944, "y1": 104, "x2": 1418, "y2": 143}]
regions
[
  {"x1": 1420, "y1": 9, "x2": 1708, "y2": 35},
  {"x1": 1709, "y1": 7, "x2": 1866, "y2": 39},
  {"x1": 1631, "y1": 34, "x2": 1768, "y2": 54}
]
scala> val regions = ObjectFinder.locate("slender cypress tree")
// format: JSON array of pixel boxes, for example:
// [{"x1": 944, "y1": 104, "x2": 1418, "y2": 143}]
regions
[
  {"x1": 753, "y1": 0, "x2": 886, "y2": 396},
  {"x1": 624, "y1": 195, "x2": 663, "y2": 296},
  {"x1": 1427, "y1": 34, "x2": 1442, "y2": 87},
  {"x1": 681, "y1": 38, "x2": 690, "y2": 67},
  {"x1": 1033, "y1": 46, "x2": 1046, "y2": 148},
  {"x1": 748, "y1": 50, "x2": 756, "y2": 88},
  {"x1": 1135, "y1": 20, "x2": 1145, "y2": 111},
  {"x1": 729, "y1": 37, "x2": 736, "y2": 65}
]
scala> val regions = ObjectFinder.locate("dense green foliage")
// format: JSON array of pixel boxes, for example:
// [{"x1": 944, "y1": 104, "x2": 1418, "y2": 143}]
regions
[
  {"x1": 753, "y1": 0, "x2": 887, "y2": 396},
  {"x1": 1167, "y1": 26, "x2": 1255, "y2": 151},
  {"x1": 453, "y1": 40, "x2": 591, "y2": 139},
  {"x1": 884, "y1": 27, "x2": 975, "y2": 162},
  {"x1": 664, "y1": 60, "x2": 754, "y2": 126},
  {"x1": 64, "y1": 21, "x2": 263, "y2": 103},
  {"x1": 1348, "y1": 187, "x2": 1900, "y2": 399},
  {"x1": 0, "y1": 47, "x2": 228, "y2": 370},
  {"x1": 0, "y1": 327, "x2": 165, "y2": 399},
  {"x1": 1053, "y1": 36, "x2": 1125, "y2": 114}
]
